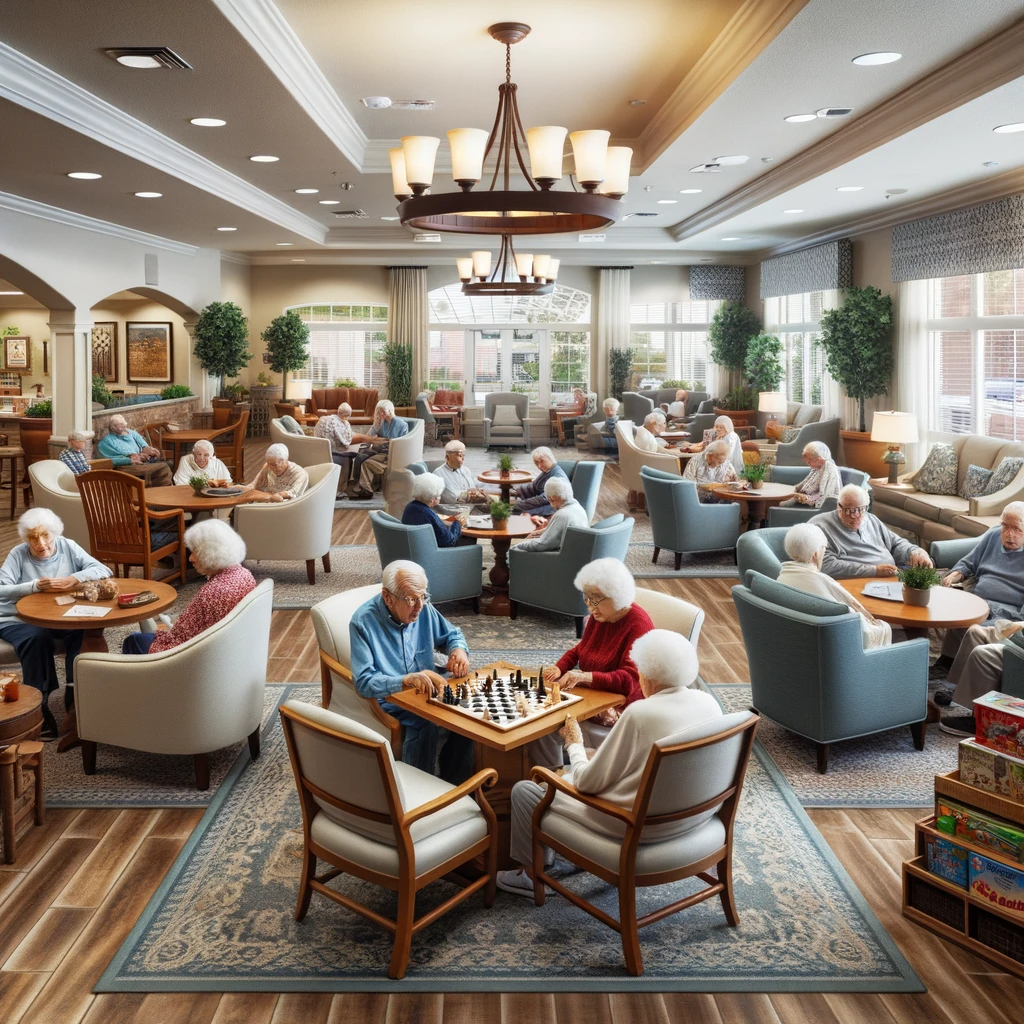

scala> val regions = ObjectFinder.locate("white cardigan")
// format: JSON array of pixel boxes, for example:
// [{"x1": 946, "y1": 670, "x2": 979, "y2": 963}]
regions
[{"x1": 173, "y1": 453, "x2": 233, "y2": 486}]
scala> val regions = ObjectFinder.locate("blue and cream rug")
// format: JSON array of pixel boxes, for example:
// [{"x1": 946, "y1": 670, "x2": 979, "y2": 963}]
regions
[{"x1": 97, "y1": 681, "x2": 921, "y2": 994}]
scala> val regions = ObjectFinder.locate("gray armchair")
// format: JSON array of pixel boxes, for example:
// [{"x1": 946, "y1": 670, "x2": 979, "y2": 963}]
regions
[
  {"x1": 732, "y1": 571, "x2": 929, "y2": 772},
  {"x1": 555, "y1": 460, "x2": 604, "y2": 522},
  {"x1": 684, "y1": 412, "x2": 717, "y2": 443},
  {"x1": 639, "y1": 467, "x2": 741, "y2": 569},
  {"x1": 774, "y1": 418, "x2": 841, "y2": 466},
  {"x1": 621, "y1": 392, "x2": 654, "y2": 424},
  {"x1": 508, "y1": 514, "x2": 634, "y2": 637},
  {"x1": 735, "y1": 527, "x2": 789, "y2": 583},
  {"x1": 369, "y1": 511, "x2": 483, "y2": 610},
  {"x1": 383, "y1": 459, "x2": 444, "y2": 519},
  {"x1": 483, "y1": 392, "x2": 530, "y2": 449},
  {"x1": 766, "y1": 467, "x2": 871, "y2": 527}
]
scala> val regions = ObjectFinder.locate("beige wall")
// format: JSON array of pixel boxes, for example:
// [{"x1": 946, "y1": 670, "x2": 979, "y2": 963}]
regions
[
  {"x1": 220, "y1": 259, "x2": 253, "y2": 317},
  {"x1": 0, "y1": 306, "x2": 53, "y2": 394},
  {"x1": 88, "y1": 297, "x2": 190, "y2": 390},
  {"x1": 851, "y1": 227, "x2": 894, "y2": 297}
]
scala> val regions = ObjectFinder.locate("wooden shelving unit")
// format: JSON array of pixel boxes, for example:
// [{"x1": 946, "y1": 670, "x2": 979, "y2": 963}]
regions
[{"x1": 903, "y1": 770, "x2": 1024, "y2": 975}]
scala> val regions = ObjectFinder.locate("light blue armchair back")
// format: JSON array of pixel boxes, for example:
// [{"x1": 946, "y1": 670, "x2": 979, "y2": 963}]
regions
[
  {"x1": 735, "y1": 527, "x2": 789, "y2": 583},
  {"x1": 556, "y1": 460, "x2": 604, "y2": 522},
  {"x1": 369, "y1": 511, "x2": 482, "y2": 605},
  {"x1": 414, "y1": 395, "x2": 436, "y2": 425},
  {"x1": 930, "y1": 534, "x2": 982, "y2": 570},
  {"x1": 639, "y1": 466, "x2": 741, "y2": 556}
]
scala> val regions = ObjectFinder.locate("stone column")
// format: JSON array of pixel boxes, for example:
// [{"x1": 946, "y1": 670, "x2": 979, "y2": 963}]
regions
[{"x1": 47, "y1": 315, "x2": 94, "y2": 458}]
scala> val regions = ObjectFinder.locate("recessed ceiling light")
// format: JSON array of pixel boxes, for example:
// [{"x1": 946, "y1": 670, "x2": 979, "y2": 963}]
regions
[
  {"x1": 294, "y1": 188, "x2": 319, "y2": 194},
  {"x1": 656, "y1": 199, "x2": 677, "y2": 205},
  {"x1": 761, "y1": 157, "x2": 774, "y2": 164},
  {"x1": 0, "y1": 291, "x2": 24, "y2": 295},
  {"x1": 106, "y1": 47, "x2": 190, "y2": 69},
  {"x1": 190, "y1": 117, "x2": 226, "y2": 127},
  {"x1": 993, "y1": 122, "x2": 1024, "y2": 134},
  {"x1": 318, "y1": 199, "x2": 340, "y2": 205},
  {"x1": 380, "y1": 216, "x2": 400, "y2": 221},
  {"x1": 115, "y1": 54, "x2": 163, "y2": 69},
  {"x1": 217, "y1": 226, "x2": 237, "y2": 232},
  {"x1": 679, "y1": 188, "x2": 702, "y2": 194},
  {"x1": 249, "y1": 155, "x2": 279, "y2": 163},
  {"x1": 361, "y1": 96, "x2": 392, "y2": 109},
  {"x1": 852, "y1": 51, "x2": 902, "y2": 65},
  {"x1": 885, "y1": 188, "x2": 909, "y2": 195},
  {"x1": 67, "y1": 172, "x2": 102, "y2": 180},
  {"x1": 276, "y1": 242, "x2": 293, "y2": 246},
  {"x1": 836, "y1": 186, "x2": 863, "y2": 192},
  {"x1": 783, "y1": 208, "x2": 804, "y2": 213},
  {"x1": 714, "y1": 155, "x2": 748, "y2": 166},
  {"x1": 817, "y1": 107, "x2": 854, "y2": 118},
  {"x1": 628, "y1": 99, "x2": 646, "y2": 107},
  {"x1": 784, "y1": 114, "x2": 817, "y2": 123},
  {"x1": 721, "y1": 237, "x2": 742, "y2": 241},
  {"x1": 291, "y1": 259, "x2": 306, "y2": 263},
  {"x1": 134, "y1": 191, "x2": 162, "y2": 198}
]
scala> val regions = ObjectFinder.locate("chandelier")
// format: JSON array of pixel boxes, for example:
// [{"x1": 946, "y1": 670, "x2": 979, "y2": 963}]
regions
[
  {"x1": 456, "y1": 234, "x2": 559, "y2": 296},
  {"x1": 391, "y1": 23, "x2": 631, "y2": 295}
]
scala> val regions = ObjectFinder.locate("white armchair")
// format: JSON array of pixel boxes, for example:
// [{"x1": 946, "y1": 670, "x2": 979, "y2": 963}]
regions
[
  {"x1": 633, "y1": 587, "x2": 704, "y2": 652},
  {"x1": 29, "y1": 460, "x2": 90, "y2": 548},
  {"x1": 234, "y1": 463, "x2": 340, "y2": 584},
  {"x1": 75, "y1": 579, "x2": 274, "y2": 790},
  {"x1": 268, "y1": 419, "x2": 332, "y2": 470},
  {"x1": 615, "y1": 420, "x2": 680, "y2": 511}
]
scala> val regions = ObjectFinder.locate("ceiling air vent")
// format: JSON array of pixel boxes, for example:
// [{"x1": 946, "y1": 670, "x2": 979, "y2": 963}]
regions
[
  {"x1": 104, "y1": 47, "x2": 192, "y2": 69},
  {"x1": 578, "y1": 233, "x2": 606, "y2": 243},
  {"x1": 816, "y1": 107, "x2": 854, "y2": 118},
  {"x1": 413, "y1": 233, "x2": 442, "y2": 243},
  {"x1": 391, "y1": 100, "x2": 436, "y2": 111},
  {"x1": 333, "y1": 209, "x2": 368, "y2": 219},
  {"x1": 621, "y1": 212, "x2": 658, "y2": 220},
  {"x1": 689, "y1": 162, "x2": 721, "y2": 174}
]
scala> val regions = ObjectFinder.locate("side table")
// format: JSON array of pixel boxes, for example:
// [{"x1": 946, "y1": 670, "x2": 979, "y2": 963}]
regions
[
  {"x1": 0, "y1": 446, "x2": 25, "y2": 520},
  {"x1": 0, "y1": 740, "x2": 44, "y2": 863}
]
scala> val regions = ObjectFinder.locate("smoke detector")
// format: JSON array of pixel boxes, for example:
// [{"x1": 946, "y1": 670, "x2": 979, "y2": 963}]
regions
[
  {"x1": 333, "y1": 209, "x2": 368, "y2": 219},
  {"x1": 361, "y1": 96, "x2": 392, "y2": 109},
  {"x1": 817, "y1": 107, "x2": 854, "y2": 118}
]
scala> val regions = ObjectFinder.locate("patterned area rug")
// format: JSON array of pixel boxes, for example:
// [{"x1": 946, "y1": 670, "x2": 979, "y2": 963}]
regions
[
  {"x1": 98, "y1": 680, "x2": 921, "y2": 994},
  {"x1": 711, "y1": 684, "x2": 958, "y2": 807}
]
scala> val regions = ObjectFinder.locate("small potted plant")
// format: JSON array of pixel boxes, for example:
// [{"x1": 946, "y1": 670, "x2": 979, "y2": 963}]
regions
[
  {"x1": 742, "y1": 462, "x2": 766, "y2": 490},
  {"x1": 896, "y1": 565, "x2": 943, "y2": 607},
  {"x1": 489, "y1": 500, "x2": 512, "y2": 529},
  {"x1": 188, "y1": 474, "x2": 208, "y2": 497},
  {"x1": 497, "y1": 453, "x2": 515, "y2": 478}
]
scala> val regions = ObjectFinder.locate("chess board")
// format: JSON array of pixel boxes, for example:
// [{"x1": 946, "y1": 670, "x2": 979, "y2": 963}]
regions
[{"x1": 428, "y1": 670, "x2": 582, "y2": 732}]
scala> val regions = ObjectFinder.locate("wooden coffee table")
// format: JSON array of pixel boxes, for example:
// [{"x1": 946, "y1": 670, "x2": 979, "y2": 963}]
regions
[
  {"x1": 456, "y1": 514, "x2": 536, "y2": 617},
  {"x1": 16, "y1": 579, "x2": 179, "y2": 752},
  {"x1": 0, "y1": 684, "x2": 42, "y2": 746},
  {"x1": 144, "y1": 485, "x2": 270, "y2": 513},
  {"x1": 709, "y1": 481, "x2": 796, "y2": 529},
  {"x1": 477, "y1": 469, "x2": 533, "y2": 505},
  {"x1": 839, "y1": 579, "x2": 990, "y2": 639}
]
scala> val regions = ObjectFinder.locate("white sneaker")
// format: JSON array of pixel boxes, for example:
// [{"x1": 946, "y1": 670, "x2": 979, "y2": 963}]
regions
[{"x1": 496, "y1": 868, "x2": 551, "y2": 898}]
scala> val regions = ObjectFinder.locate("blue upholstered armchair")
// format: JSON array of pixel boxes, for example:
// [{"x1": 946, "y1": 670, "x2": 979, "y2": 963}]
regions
[
  {"x1": 639, "y1": 466, "x2": 741, "y2": 569},
  {"x1": 732, "y1": 571, "x2": 929, "y2": 772},
  {"x1": 766, "y1": 467, "x2": 871, "y2": 527},
  {"x1": 555, "y1": 460, "x2": 604, "y2": 522},
  {"x1": 369, "y1": 511, "x2": 483, "y2": 609},
  {"x1": 773, "y1": 418, "x2": 841, "y2": 466},
  {"x1": 735, "y1": 527, "x2": 789, "y2": 583},
  {"x1": 508, "y1": 514, "x2": 634, "y2": 637}
]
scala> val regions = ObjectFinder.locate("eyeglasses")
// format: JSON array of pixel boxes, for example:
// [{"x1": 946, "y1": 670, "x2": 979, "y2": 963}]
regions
[
  {"x1": 582, "y1": 593, "x2": 608, "y2": 609},
  {"x1": 838, "y1": 505, "x2": 869, "y2": 515},
  {"x1": 388, "y1": 590, "x2": 431, "y2": 607}
]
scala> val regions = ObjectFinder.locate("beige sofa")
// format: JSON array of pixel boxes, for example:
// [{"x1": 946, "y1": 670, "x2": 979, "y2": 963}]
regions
[{"x1": 872, "y1": 434, "x2": 1024, "y2": 543}]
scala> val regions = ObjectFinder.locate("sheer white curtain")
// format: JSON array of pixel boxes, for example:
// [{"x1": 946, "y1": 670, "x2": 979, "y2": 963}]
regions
[
  {"x1": 892, "y1": 278, "x2": 929, "y2": 470},
  {"x1": 818, "y1": 288, "x2": 845, "y2": 424},
  {"x1": 387, "y1": 267, "x2": 428, "y2": 398},
  {"x1": 596, "y1": 267, "x2": 630, "y2": 400}
]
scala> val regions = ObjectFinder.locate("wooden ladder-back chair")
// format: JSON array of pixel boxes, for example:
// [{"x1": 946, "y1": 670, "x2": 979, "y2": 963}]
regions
[
  {"x1": 77, "y1": 470, "x2": 186, "y2": 584},
  {"x1": 139, "y1": 421, "x2": 176, "y2": 463},
  {"x1": 209, "y1": 410, "x2": 249, "y2": 481},
  {"x1": 530, "y1": 711, "x2": 759, "y2": 975}
]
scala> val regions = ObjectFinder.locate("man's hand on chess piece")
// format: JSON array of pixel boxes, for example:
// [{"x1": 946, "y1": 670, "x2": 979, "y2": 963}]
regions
[
  {"x1": 560, "y1": 715, "x2": 583, "y2": 747},
  {"x1": 403, "y1": 669, "x2": 446, "y2": 697},
  {"x1": 559, "y1": 669, "x2": 592, "y2": 690},
  {"x1": 542, "y1": 665, "x2": 562, "y2": 683},
  {"x1": 446, "y1": 648, "x2": 469, "y2": 677}
]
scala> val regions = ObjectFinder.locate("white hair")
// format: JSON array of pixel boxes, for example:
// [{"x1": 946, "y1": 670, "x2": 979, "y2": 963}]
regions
[
  {"x1": 784, "y1": 523, "x2": 828, "y2": 564},
  {"x1": 1002, "y1": 501, "x2": 1024, "y2": 525},
  {"x1": 574, "y1": 558, "x2": 635, "y2": 611},
  {"x1": 643, "y1": 413, "x2": 663, "y2": 429},
  {"x1": 265, "y1": 443, "x2": 289, "y2": 462},
  {"x1": 532, "y1": 446, "x2": 555, "y2": 465},
  {"x1": 631, "y1": 630, "x2": 699, "y2": 692},
  {"x1": 373, "y1": 399, "x2": 396, "y2": 426},
  {"x1": 184, "y1": 518, "x2": 246, "y2": 573},
  {"x1": 444, "y1": 439, "x2": 466, "y2": 453},
  {"x1": 838, "y1": 483, "x2": 869, "y2": 508},
  {"x1": 109, "y1": 414, "x2": 128, "y2": 430},
  {"x1": 715, "y1": 415, "x2": 734, "y2": 434},
  {"x1": 192, "y1": 439, "x2": 215, "y2": 456},
  {"x1": 382, "y1": 559, "x2": 427, "y2": 594},
  {"x1": 68, "y1": 429, "x2": 89, "y2": 443},
  {"x1": 651, "y1": 409, "x2": 667, "y2": 423},
  {"x1": 544, "y1": 476, "x2": 574, "y2": 503},
  {"x1": 803, "y1": 441, "x2": 832, "y2": 461},
  {"x1": 705, "y1": 438, "x2": 731, "y2": 458},
  {"x1": 18, "y1": 507, "x2": 64, "y2": 540},
  {"x1": 411, "y1": 473, "x2": 445, "y2": 502},
  {"x1": 337, "y1": 403, "x2": 352, "y2": 417},
  {"x1": 602, "y1": 398, "x2": 619, "y2": 415}
]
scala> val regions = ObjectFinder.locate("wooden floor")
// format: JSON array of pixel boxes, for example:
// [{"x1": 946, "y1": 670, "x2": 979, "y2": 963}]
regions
[{"x1": 0, "y1": 445, "x2": 1021, "y2": 1023}]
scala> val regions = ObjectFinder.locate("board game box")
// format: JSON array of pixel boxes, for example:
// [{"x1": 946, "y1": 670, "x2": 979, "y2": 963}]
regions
[
  {"x1": 969, "y1": 852, "x2": 1024, "y2": 922},
  {"x1": 936, "y1": 797, "x2": 1024, "y2": 863},
  {"x1": 959, "y1": 738, "x2": 1024, "y2": 802},
  {"x1": 973, "y1": 690, "x2": 1024, "y2": 761},
  {"x1": 925, "y1": 832, "x2": 968, "y2": 889}
]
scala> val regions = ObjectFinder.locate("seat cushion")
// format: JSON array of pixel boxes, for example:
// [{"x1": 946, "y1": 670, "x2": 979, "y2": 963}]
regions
[
  {"x1": 279, "y1": 416, "x2": 304, "y2": 435},
  {"x1": 490, "y1": 426, "x2": 525, "y2": 437},
  {"x1": 491, "y1": 405, "x2": 521, "y2": 427},
  {"x1": 913, "y1": 443, "x2": 958, "y2": 495},
  {"x1": 903, "y1": 494, "x2": 968, "y2": 524},
  {"x1": 540, "y1": 808, "x2": 726, "y2": 875}
]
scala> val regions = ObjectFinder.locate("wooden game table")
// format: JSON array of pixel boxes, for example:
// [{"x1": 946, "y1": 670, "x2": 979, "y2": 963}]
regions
[
  {"x1": 708, "y1": 481, "x2": 795, "y2": 529},
  {"x1": 448, "y1": 514, "x2": 535, "y2": 617},
  {"x1": 389, "y1": 659, "x2": 622, "y2": 869},
  {"x1": 477, "y1": 469, "x2": 533, "y2": 505}
]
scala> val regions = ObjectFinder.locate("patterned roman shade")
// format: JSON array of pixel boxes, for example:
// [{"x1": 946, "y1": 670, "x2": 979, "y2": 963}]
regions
[
  {"x1": 891, "y1": 194, "x2": 1024, "y2": 283},
  {"x1": 689, "y1": 265, "x2": 745, "y2": 303},
  {"x1": 760, "y1": 239, "x2": 853, "y2": 298}
]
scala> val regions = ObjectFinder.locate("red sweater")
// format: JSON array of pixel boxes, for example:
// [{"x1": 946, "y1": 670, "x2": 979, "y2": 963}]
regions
[{"x1": 556, "y1": 604, "x2": 654, "y2": 706}]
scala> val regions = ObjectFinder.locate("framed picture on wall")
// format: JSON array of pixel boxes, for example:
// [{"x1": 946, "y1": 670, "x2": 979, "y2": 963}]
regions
[
  {"x1": 3, "y1": 336, "x2": 30, "y2": 372},
  {"x1": 126, "y1": 322, "x2": 173, "y2": 383},
  {"x1": 91, "y1": 322, "x2": 118, "y2": 382}
]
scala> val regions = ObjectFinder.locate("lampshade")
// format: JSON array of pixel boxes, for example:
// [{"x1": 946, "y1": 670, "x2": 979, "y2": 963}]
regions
[
  {"x1": 758, "y1": 391, "x2": 787, "y2": 414},
  {"x1": 514, "y1": 253, "x2": 534, "y2": 278},
  {"x1": 569, "y1": 129, "x2": 610, "y2": 187},
  {"x1": 447, "y1": 128, "x2": 488, "y2": 184},
  {"x1": 389, "y1": 147, "x2": 411, "y2": 197},
  {"x1": 471, "y1": 250, "x2": 492, "y2": 277},
  {"x1": 532, "y1": 254, "x2": 552, "y2": 279},
  {"x1": 871, "y1": 411, "x2": 919, "y2": 444},
  {"x1": 401, "y1": 135, "x2": 440, "y2": 188},
  {"x1": 289, "y1": 378, "x2": 313, "y2": 402},
  {"x1": 599, "y1": 146, "x2": 632, "y2": 197},
  {"x1": 547, "y1": 258, "x2": 560, "y2": 281},
  {"x1": 526, "y1": 126, "x2": 567, "y2": 182},
  {"x1": 455, "y1": 257, "x2": 473, "y2": 281}
]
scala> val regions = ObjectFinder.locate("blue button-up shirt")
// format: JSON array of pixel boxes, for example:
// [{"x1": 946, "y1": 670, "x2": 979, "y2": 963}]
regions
[
  {"x1": 349, "y1": 593, "x2": 467, "y2": 700},
  {"x1": 96, "y1": 429, "x2": 149, "y2": 467},
  {"x1": 369, "y1": 416, "x2": 409, "y2": 440}
]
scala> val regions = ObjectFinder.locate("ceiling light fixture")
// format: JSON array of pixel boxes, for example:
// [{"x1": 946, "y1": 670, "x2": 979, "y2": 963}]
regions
[
  {"x1": 628, "y1": 99, "x2": 646, "y2": 107},
  {"x1": 361, "y1": 96, "x2": 392, "y2": 109},
  {"x1": 783, "y1": 208, "x2": 804, "y2": 213},
  {"x1": 318, "y1": 199, "x2": 340, "y2": 205},
  {"x1": 217, "y1": 227, "x2": 237, "y2": 232},
  {"x1": 993, "y1": 122, "x2": 1024, "y2": 134},
  {"x1": 679, "y1": 188, "x2": 702, "y2": 194},
  {"x1": 852, "y1": 51, "x2": 902, "y2": 65},
  {"x1": 836, "y1": 186, "x2": 863, "y2": 192},
  {"x1": 391, "y1": 100, "x2": 436, "y2": 111},
  {"x1": 713, "y1": 155, "x2": 748, "y2": 166},
  {"x1": 291, "y1": 259, "x2": 306, "y2": 263},
  {"x1": 456, "y1": 238, "x2": 559, "y2": 297},
  {"x1": 295, "y1": 188, "x2": 319, "y2": 194},
  {"x1": 656, "y1": 199, "x2": 677, "y2": 204},
  {"x1": 134, "y1": 191, "x2": 162, "y2": 198},
  {"x1": 106, "y1": 47, "x2": 191, "y2": 70},
  {"x1": 722, "y1": 237, "x2": 741, "y2": 241},
  {"x1": 67, "y1": 172, "x2": 102, "y2": 180},
  {"x1": 983, "y1": 161, "x2": 1000, "y2": 168},
  {"x1": 784, "y1": 114, "x2": 817, "y2": 123},
  {"x1": 190, "y1": 117, "x2": 226, "y2": 127},
  {"x1": 0, "y1": 291, "x2": 24, "y2": 296},
  {"x1": 276, "y1": 242, "x2": 293, "y2": 246},
  {"x1": 380, "y1": 216, "x2": 400, "y2": 221},
  {"x1": 649, "y1": 260, "x2": 664, "y2": 264},
  {"x1": 250, "y1": 155, "x2": 279, "y2": 163}
]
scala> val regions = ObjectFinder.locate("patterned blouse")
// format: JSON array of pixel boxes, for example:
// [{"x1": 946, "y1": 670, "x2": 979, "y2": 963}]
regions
[
  {"x1": 314, "y1": 414, "x2": 353, "y2": 453},
  {"x1": 795, "y1": 459, "x2": 843, "y2": 507},
  {"x1": 251, "y1": 461, "x2": 309, "y2": 498},
  {"x1": 683, "y1": 452, "x2": 738, "y2": 502},
  {"x1": 150, "y1": 563, "x2": 257, "y2": 653}
]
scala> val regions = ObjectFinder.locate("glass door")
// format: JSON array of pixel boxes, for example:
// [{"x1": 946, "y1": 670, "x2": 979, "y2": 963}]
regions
[{"x1": 472, "y1": 329, "x2": 547, "y2": 405}]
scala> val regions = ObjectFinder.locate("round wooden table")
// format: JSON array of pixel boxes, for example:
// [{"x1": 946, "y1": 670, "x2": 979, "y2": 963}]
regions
[
  {"x1": 144, "y1": 485, "x2": 267, "y2": 512},
  {"x1": 458, "y1": 514, "x2": 536, "y2": 617},
  {"x1": 0, "y1": 684, "x2": 41, "y2": 745},
  {"x1": 838, "y1": 579, "x2": 990, "y2": 637},
  {"x1": 709, "y1": 481, "x2": 796, "y2": 529},
  {"x1": 477, "y1": 469, "x2": 533, "y2": 505},
  {"x1": 16, "y1": 579, "x2": 179, "y2": 752}
]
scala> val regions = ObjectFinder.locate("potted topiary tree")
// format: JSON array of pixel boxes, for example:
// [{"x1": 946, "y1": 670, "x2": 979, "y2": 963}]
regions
[
  {"x1": 261, "y1": 310, "x2": 310, "y2": 401},
  {"x1": 818, "y1": 286, "x2": 894, "y2": 474},
  {"x1": 710, "y1": 302, "x2": 762, "y2": 425},
  {"x1": 609, "y1": 347, "x2": 635, "y2": 401},
  {"x1": 192, "y1": 302, "x2": 252, "y2": 408},
  {"x1": 383, "y1": 341, "x2": 414, "y2": 410}
]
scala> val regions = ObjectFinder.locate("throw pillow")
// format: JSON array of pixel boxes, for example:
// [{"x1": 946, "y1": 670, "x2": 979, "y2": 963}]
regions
[
  {"x1": 913, "y1": 443, "x2": 958, "y2": 495},
  {"x1": 959, "y1": 464, "x2": 994, "y2": 499},
  {"x1": 491, "y1": 404, "x2": 521, "y2": 427},
  {"x1": 279, "y1": 415, "x2": 304, "y2": 435},
  {"x1": 982, "y1": 456, "x2": 1024, "y2": 496},
  {"x1": 780, "y1": 426, "x2": 801, "y2": 443}
]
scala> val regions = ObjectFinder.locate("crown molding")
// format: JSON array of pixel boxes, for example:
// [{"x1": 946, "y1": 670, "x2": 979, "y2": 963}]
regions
[
  {"x1": 0, "y1": 42, "x2": 328, "y2": 244},
  {"x1": 248, "y1": 249, "x2": 739, "y2": 267},
  {"x1": 0, "y1": 190, "x2": 199, "y2": 256},
  {"x1": 323, "y1": 225, "x2": 679, "y2": 248},
  {"x1": 635, "y1": 0, "x2": 810, "y2": 170},
  {"x1": 670, "y1": 16, "x2": 1024, "y2": 242},
  {"x1": 219, "y1": 251, "x2": 252, "y2": 266},
  {"x1": 209, "y1": 0, "x2": 368, "y2": 168}
]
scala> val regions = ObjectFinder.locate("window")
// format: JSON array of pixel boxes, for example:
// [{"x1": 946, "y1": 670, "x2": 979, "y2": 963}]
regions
[
  {"x1": 427, "y1": 331, "x2": 465, "y2": 388},
  {"x1": 764, "y1": 291, "x2": 826, "y2": 404},
  {"x1": 288, "y1": 303, "x2": 387, "y2": 389},
  {"x1": 628, "y1": 301, "x2": 718, "y2": 390},
  {"x1": 927, "y1": 269, "x2": 1024, "y2": 438}
]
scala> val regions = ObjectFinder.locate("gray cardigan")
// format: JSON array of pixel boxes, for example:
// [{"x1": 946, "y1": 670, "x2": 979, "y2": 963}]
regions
[
  {"x1": 809, "y1": 510, "x2": 921, "y2": 580},
  {"x1": 513, "y1": 499, "x2": 589, "y2": 553}
]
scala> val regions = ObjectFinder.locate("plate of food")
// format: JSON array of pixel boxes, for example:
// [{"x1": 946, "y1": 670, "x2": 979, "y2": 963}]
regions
[{"x1": 201, "y1": 486, "x2": 246, "y2": 497}]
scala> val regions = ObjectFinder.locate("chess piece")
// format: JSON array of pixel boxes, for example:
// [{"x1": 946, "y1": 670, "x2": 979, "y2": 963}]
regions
[
  {"x1": 442, "y1": 684, "x2": 454, "y2": 705},
  {"x1": 481, "y1": 707, "x2": 491, "y2": 722},
  {"x1": 537, "y1": 677, "x2": 546, "y2": 699},
  {"x1": 515, "y1": 668, "x2": 522, "y2": 687}
]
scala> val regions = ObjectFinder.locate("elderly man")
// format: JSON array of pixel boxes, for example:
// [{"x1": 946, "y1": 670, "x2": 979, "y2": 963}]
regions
[
  {"x1": 58, "y1": 430, "x2": 92, "y2": 476},
  {"x1": 511, "y1": 447, "x2": 568, "y2": 516},
  {"x1": 348, "y1": 399, "x2": 409, "y2": 500},
  {"x1": 665, "y1": 389, "x2": 689, "y2": 421},
  {"x1": 497, "y1": 629, "x2": 722, "y2": 897},
  {"x1": 633, "y1": 412, "x2": 673, "y2": 454},
  {"x1": 433, "y1": 439, "x2": 490, "y2": 505},
  {"x1": 401, "y1": 474, "x2": 466, "y2": 547},
  {"x1": 349, "y1": 559, "x2": 474, "y2": 782},
  {"x1": 513, "y1": 477, "x2": 589, "y2": 553},
  {"x1": 314, "y1": 402, "x2": 355, "y2": 490},
  {"x1": 810, "y1": 484, "x2": 933, "y2": 579},
  {"x1": 96, "y1": 415, "x2": 172, "y2": 486},
  {"x1": 246, "y1": 443, "x2": 308, "y2": 502}
]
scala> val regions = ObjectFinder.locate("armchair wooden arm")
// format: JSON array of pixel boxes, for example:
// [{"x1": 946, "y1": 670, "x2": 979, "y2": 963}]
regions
[
  {"x1": 402, "y1": 768, "x2": 498, "y2": 827},
  {"x1": 529, "y1": 766, "x2": 636, "y2": 826},
  {"x1": 87, "y1": 458, "x2": 114, "y2": 471}
]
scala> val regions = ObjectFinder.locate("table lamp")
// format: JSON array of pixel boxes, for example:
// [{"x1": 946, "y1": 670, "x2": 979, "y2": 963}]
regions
[
  {"x1": 871, "y1": 411, "x2": 919, "y2": 484},
  {"x1": 758, "y1": 391, "x2": 787, "y2": 442},
  {"x1": 289, "y1": 378, "x2": 313, "y2": 406}
]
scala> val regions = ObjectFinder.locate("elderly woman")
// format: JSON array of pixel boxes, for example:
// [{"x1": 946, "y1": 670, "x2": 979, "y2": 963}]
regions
[
  {"x1": 497, "y1": 629, "x2": 722, "y2": 896},
  {"x1": 711, "y1": 415, "x2": 743, "y2": 472},
  {"x1": 173, "y1": 439, "x2": 232, "y2": 486},
  {"x1": 779, "y1": 442, "x2": 842, "y2": 508},
  {"x1": 512, "y1": 446, "x2": 568, "y2": 516},
  {"x1": 96, "y1": 414, "x2": 172, "y2": 486},
  {"x1": 247, "y1": 443, "x2": 309, "y2": 502},
  {"x1": 59, "y1": 430, "x2": 92, "y2": 476},
  {"x1": 0, "y1": 509, "x2": 112, "y2": 735},
  {"x1": 665, "y1": 389, "x2": 690, "y2": 421},
  {"x1": 121, "y1": 519, "x2": 256, "y2": 655},
  {"x1": 513, "y1": 476, "x2": 588, "y2": 552},
  {"x1": 683, "y1": 438, "x2": 738, "y2": 502},
  {"x1": 348, "y1": 399, "x2": 410, "y2": 499},
  {"x1": 778, "y1": 523, "x2": 892, "y2": 649},
  {"x1": 401, "y1": 473, "x2": 466, "y2": 547}
]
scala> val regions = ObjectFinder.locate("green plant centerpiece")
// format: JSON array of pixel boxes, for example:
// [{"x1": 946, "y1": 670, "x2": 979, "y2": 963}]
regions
[
  {"x1": 818, "y1": 285, "x2": 894, "y2": 432},
  {"x1": 489, "y1": 500, "x2": 512, "y2": 527},
  {"x1": 709, "y1": 302, "x2": 762, "y2": 381},
  {"x1": 742, "y1": 461, "x2": 767, "y2": 489},
  {"x1": 254, "y1": 371, "x2": 274, "y2": 387},
  {"x1": 261, "y1": 310, "x2": 310, "y2": 401},
  {"x1": 193, "y1": 301, "x2": 252, "y2": 399},
  {"x1": 188, "y1": 473, "x2": 208, "y2": 496},
  {"x1": 609, "y1": 347, "x2": 635, "y2": 401},
  {"x1": 159, "y1": 384, "x2": 194, "y2": 400},
  {"x1": 744, "y1": 333, "x2": 784, "y2": 394},
  {"x1": 896, "y1": 565, "x2": 943, "y2": 607},
  {"x1": 497, "y1": 453, "x2": 515, "y2": 476},
  {"x1": 24, "y1": 399, "x2": 52, "y2": 418}
]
